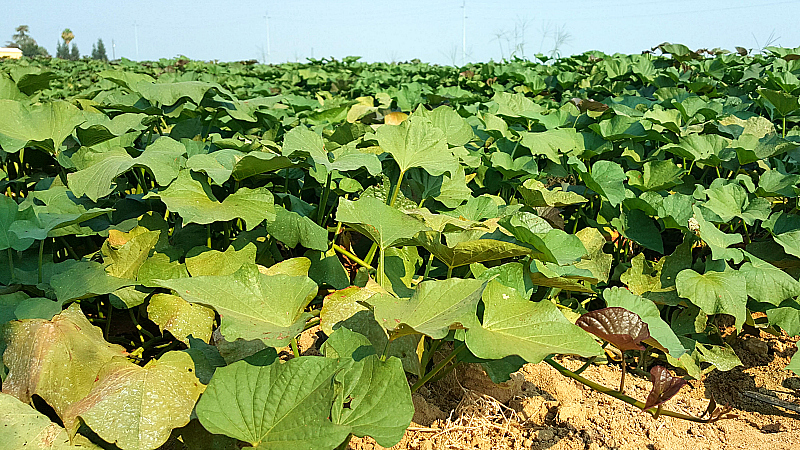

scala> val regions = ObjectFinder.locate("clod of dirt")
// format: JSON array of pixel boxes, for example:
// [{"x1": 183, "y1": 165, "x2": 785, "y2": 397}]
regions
[
  {"x1": 411, "y1": 393, "x2": 445, "y2": 426},
  {"x1": 744, "y1": 337, "x2": 770, "y2": 357},
  {"x1": 456, "y1": 363, "x2": 524, "y2": 404},
  {"x1": 536, "y1": 427, "x2": 555, "y2": 441},
  {"x1": 509, "y1": 396, "x2": 551, "y2": 423}
]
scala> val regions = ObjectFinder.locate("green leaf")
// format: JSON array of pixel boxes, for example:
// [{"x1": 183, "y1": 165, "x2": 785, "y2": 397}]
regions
[
  {"x1": 156, "y1": 264, "x2": 315, "y2": 346},
  {"x1": 63, "y1": 351, "x2": 205, "y2": 450},
  {"x1": 787, "y1": 352, "x2": 800, "y2": 375},
  {"x1": 147, "y1": 170, "x2": 275, "y2": 230},
  {"x1": 195, "y1": 357, "x2": 350, "y2": 449},
  {"x1": 185, "y1": 243, "x2": 257, "y2": 277},
  {"x1": 604, "y1": 287, "x2": 685, "y2": 357},
  {"x1": 500, "y1": 212, "x2": 586, "y2": 265},
  {"x1": 464, "y1": 281, "x2": 602, "y2": 363},
  {"x1": 518, "y1": 179, "x2": 587, "y2": 208},
  {"x1": 370, "y1": 278, "x2": 486, "y2": 339},
  {"x1": 68, "y1": 137, "x2": 186, "y2": 202},
  {"x1": 375, "y1": 115, "x2": 457, "y2": 176},
  {"x1": 0, "y1": 392, "x2": 102, "y2": 449},
  {"x1": 627, "y1": 160, "x2": 685, "y2": 191},
  {"x1": 320, "y1": 284, "x2": 422, "y2": 375},
  {"x1": 418, "y1": 105, "x2": 474, "y2": 147},
  {"x1": 265, "y1": 205, "x2": 328, "y2": 251},
  {"x1": 418, "y1": 231, "x2": 531, "y2": 269},
  {"x1": 581, "y1": 160, "x2": 627, "y2": 206},
  {"x1": 50, "y1": 261, "x2": 135, "y2": 303},
  {"x1": 0, "y1": 195, "x2": 34, "y2": 251},
  {"x1": 662, "y1": 134, "x2": 730, "y2": 164},
  {"x1": 147, "y1": 293, "x2": 215, "y2": 344},
  {"x1": 775, "y1": 230, "x2": 800, "y2": 258},
  {"x1": 758, "y1": 88, "x2": 800, "y2": 117},
  {"x1": 676, "y1": 267, "x2": 747, "y2": 331},
  {"x1": 102, "y1": 229, "x2": 160, "y2": 280},
  {"x1": 336, "y1": 197, "x2": 428, "y2": 279},
  {"x1": 1, "y1": 304, "x2": 126, "y2": 420},
  {"x1": 611, "y1": 209, "x2": 664, "y2": 253},
  {"x1": 307, "y1": 248, "x2": 351, "y2": 290},
  {"x1": 574, "y1": 227, "x2": 613, "y2": 284},
  {"x1": 322, "y1": 328, "x2": 414, "y2": 447},
  {"x1": 692, "y1": 205, "x2": 743, "y2": 263},
  {"x1": 740, "y1": 253, "x2": 800, "y2": 306},
  {"x1": 0, "y1": 100, "x2": 84, "y2": 154}
]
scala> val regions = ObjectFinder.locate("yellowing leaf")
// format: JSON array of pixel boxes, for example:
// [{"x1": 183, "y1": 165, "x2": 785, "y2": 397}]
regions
[
  {"x1": 1, "y1": 303, "x2": 126, "y2": 420},
  {"x1": 63, "y1": 352, "x2": 204, "y2": 450}
]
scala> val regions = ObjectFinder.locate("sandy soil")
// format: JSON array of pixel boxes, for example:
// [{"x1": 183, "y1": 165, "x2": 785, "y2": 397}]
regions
[{"x1": 345, "y1": 330, "x2": 800, "y2": 450}]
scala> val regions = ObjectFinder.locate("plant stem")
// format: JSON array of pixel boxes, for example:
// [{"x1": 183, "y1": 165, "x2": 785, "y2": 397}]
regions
[
  {"x1": 206, "y1": 224, "x2": 212, "y2": 248},
  {"x1": 332, "y1": 244, "x2": 374, "y2": 271},
  {"x1": 127, "y1": 308, "x2": 154, "y2": 343},
  {"x1": 423, "y1": 251, "x2": 436, "y2": 279},
  {"x1": 446, "y1": 265, "x2": 453, "y2": 279},
  {"x1": 291, "y1": 337, "x2": 301, "y2": 358},
  {"x1": 303, "y1": 317, "x2": 320, "y2": 331},
  {"x1": 544, "y1": 357, "x2": 711, "y2": 423},
  {"x1": 783, "y1": 116, "x2": 787, "y2": 138},
  {"x1": 105, "y1": 302, "x2": 113, "y2": 340},
  {"x1": 316, "y1": 172, "x2": 332, "y2": 226},
  {"x1": 619, "y1": 354, "x2": 627, "y2": 393},
  {"x1": 389, "y1": 169, "x2": 406, "y2": 208},
  {"x1": 364, "y1": 243, "x2": 378, "y2": 267},
  {"x1": 7, "y1": 249, "x2": 14, "y2": 284},
  {"x1": 59, "y1": 236, "x2": 79, "y2": 260},
  {"x1": 37, "y1": 239, "x2": 44, "y2": 284},
  {"x1": 411, "y1": 342, "x2": 466, "y2": 393}
]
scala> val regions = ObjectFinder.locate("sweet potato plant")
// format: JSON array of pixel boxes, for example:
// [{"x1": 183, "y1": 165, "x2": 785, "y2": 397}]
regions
[{"x1": 1, "y1": 44, "x2": 799, "y2": 449}]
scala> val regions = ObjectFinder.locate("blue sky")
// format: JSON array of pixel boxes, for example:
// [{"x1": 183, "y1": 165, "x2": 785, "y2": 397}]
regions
[{"x1": 4, "y1": 0, "x2": 800, "y2": 64}]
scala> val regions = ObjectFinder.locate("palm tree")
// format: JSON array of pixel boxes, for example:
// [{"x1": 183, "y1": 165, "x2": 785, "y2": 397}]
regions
[{"x1": 61, "y1": 29, "x2": 74, "y2": 46}]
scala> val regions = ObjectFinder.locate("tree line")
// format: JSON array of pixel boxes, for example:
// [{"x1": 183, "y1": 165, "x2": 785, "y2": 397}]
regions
[{"x1": 5, "y1": 25, "x2": 108, "y2": 61}]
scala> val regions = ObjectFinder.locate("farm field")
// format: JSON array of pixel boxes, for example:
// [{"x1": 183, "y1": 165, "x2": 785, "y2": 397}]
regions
[{"x1": 1, "y1": 44, "x2": 800, "y2": 450}]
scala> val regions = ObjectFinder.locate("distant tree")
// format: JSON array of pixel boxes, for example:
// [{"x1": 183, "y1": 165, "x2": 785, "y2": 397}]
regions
[
  {"x1": 70, "y1": 43, "x2": 80, "y2": 60},
  {"x1": 56, "y1": 41, "x2": 69, "y2": 59},
  {"x1": 91, "y1": 38, "x2": 107, "y2": 61},
  {"x1": 7, "y1": 25, "x2": 49, "y2": 57},
  {"x1": 57, "y1": 28, "x2": 80, "y2": 60}
]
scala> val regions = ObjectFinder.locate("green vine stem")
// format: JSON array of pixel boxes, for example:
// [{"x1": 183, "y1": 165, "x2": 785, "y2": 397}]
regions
[
  {"x1": 332, "y1": 244, "x2": 374, "y2": 271},
  {"x1": 7, "y1": 248, "x2": 14, "y2": 284},
  {"x1": 411, "y1": 342, "x2": 466, "y2": 393},
  {"x1": 290, "y1": 337, "x2": 301, "y2": 358},
  {"x1": 37, "y1": 239, "x2": 44, "y2": 284},
  {"x1": 544, "y1": 357, "x2": 716, "y2": 423},
  {"x1": 316, "y1": 172, "x2": 332, "y2": 226}
]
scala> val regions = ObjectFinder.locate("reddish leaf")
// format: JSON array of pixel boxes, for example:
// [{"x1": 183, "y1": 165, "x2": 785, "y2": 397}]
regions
[
  {"x1": 576, "y1": 307, "x2": 650, "y2": 351},
  {"x1": 644, "y1": 366, "x2": 688, "y2": 410}
]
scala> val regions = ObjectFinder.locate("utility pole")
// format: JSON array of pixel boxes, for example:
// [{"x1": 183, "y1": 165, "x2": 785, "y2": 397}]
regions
[
  {"x1": 264, "y1": 13, "x2": 271, "y2": 64},
  {"x1": 461, "y1": 0, "x2": 467, "y2": 66},
  {"x1": 112, "y1": 39, "x2": 116, "y2": 60},
  {"x1": 133, "y1": 22, "x2": 139, "y2": 59}
]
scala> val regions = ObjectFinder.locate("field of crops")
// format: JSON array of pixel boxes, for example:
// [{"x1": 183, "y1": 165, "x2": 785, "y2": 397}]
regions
[{"x1": 1, "y1": 43, "x2": 799, "y2": 449}]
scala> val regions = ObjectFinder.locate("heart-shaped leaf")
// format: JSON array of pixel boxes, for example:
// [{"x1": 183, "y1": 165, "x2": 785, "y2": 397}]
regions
[
  {"x1": 676, "y1": 266, "x2": 747, "y2": 331},
  {"x1": 370, "y1": 278, "x2": 486, "y2": 339},
  {"x1": 195, "y1": 357, "x2": 350, "y2": 449},
  {"x1": 322, "y1": 327, "x2": 414, "y2": 447},
  {"x1": 2, "y1": 304, "x2": 126, "y2": 420},
  {"x1": 0, "y1": 392, "x2": 102, "y2": 449},
  {"x1": 465, "y1": 281, "x2": 602, "y2": 363},
  {"x1": 644, "y1": 366, "x2": 688, "y2": 410},
  {"x1": 146, "y1": 293, "x2": 215, "y2": 344},
  {"x1": 63, "y1": 351, "x2": 204, "y2": 450},
  {"x1": 156, "y1": 264, "x2": 315, "y2": 346},
  {"x1": 146, "y1": 170, "x2": 275, "y2": 230},
  {"x1": 576, "y1": 307, "x2": 651, "y2": 351}
]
